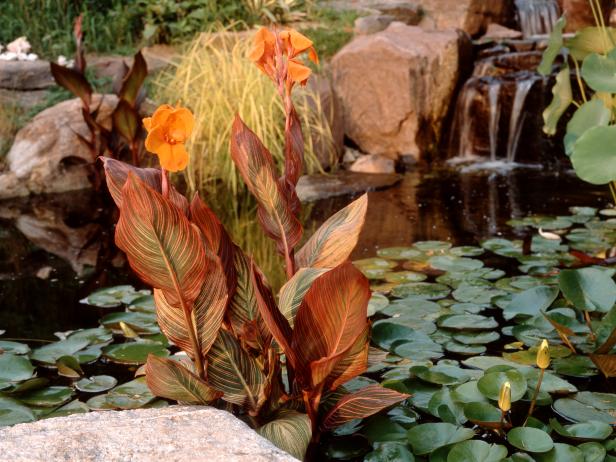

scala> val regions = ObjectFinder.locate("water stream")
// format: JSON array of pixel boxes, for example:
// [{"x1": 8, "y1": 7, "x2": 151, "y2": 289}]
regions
[{"x1": 514, "y1": 0, "x2": 561, "y2": 37}]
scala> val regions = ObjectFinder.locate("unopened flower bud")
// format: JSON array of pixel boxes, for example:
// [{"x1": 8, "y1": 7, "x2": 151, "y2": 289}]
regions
[
  {"x1": 536, "y1": 339, "x2": 550, "y2": 369},
  {"x1": 498, "y1": 381, "x2": 511, "y2": 412}
]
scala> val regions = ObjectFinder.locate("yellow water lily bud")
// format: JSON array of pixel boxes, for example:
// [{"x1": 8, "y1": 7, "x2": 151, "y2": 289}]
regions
[
  {"x1": 536, "y1": 339, "x2": 550, "y2": 369},
  {"x1": 498, "y1": 381, "x2": 511, "y2": 412}
]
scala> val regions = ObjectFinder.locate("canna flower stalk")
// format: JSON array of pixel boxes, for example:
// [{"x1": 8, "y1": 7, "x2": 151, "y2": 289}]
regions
[
  {"x1": 498, "y1": 381, "x2": 511, "y2": 433},
  {"x1": 525, "y1": 339, "x2": 550, "y2": 425}
]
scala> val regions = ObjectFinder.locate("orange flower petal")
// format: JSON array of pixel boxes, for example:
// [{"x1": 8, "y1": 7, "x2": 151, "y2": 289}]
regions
[
  {"x1": 287, "y1": 59, "x2": 311, "y2": 84},
  {"x1": 153, "y1": 142, "x2": 174, "y2": 171},
  {"x1": 308, "y1": 47, "x2": 319, "y2": 65},
  {"x1": 151, "y1": 104, "x2": 174, "y2": 127},
  {"x1": 143, "y1": 117, "x2": 153, "y2": 132},
  {"x1": 171, "y1": 107, "x2": 195, "y2": 139},
  {"x1": 144, "y1": 125, "x2": 167, "y2": 154},
  {"x1": 165, "y1": 143, "x2": 189, "y2": 172},
  {"x1": 288, "y1": 30, "x2": 313, "y2": 54}
]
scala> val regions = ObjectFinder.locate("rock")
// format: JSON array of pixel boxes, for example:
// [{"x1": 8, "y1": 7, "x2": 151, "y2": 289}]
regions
[
  {"x1": 481, "y1": 23, "x2": 523, "y2": 41},
  {"x1": 0, "y1": 406, "x2": 298, "y2": 462},
  {"x1": 562, "y1": 0, "x2": 612, "y2": 32},
  {"x1": 419, "y1": 0, "x2": 514, "y2": 36},
  {"x1": 332, "y1": 23, "x2": 467, "y2": 160},
  {"x1": 306, "y1": 74, "x2": 345, "y2": 169},
  {"x1": 88, "y1": 45, "x2": 177, "y2": 79},
  {"x1": 0, "y1": 88, "x2": 49, "y2": 109},
  {"x1": 354, "y1": 15, "x2": 396, "y2": 35},
  {"x1": 373, "y1": 2, "x2": 424, "y2": 24},
  {"x1": 0, "y1": 94, "x2": 117, "y2": 199},
  {"x1": 296, "y1": 171, "x2": 401, "y2": 202},
  {"x1": 0, "y1": 60, "x2": 54, "y2": 90},
  {"x1": 349, "y1": 154, "x2": 395, "y2": 173}
]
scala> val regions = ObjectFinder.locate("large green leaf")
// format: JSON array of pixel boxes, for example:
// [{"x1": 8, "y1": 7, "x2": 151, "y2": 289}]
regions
[
  {"x1": 206, "y1": 329, "x2": 265, "y2": 412},
  {"x1": 0, "y1": 353, "x2": 35, "y2": 382},
  {"x1": 507, "y1": 427, "x2": 554, "y2": 453},
  {"x1": 559, "y1": 268, "x2": 616, "y2": 312},
  {"x1": 582, "y1": 51, "x2": 616, "y2": 92},
  {"x1": 565, "y1": 27, "x2": 616, "y2": 61},
  {"x1": 257, "y1": 411, "x2": 311, "y2": 460},
  {"x1": 145, "y1": 355, "x2": 221, "y2": 404},
  {"x1": 447, "y1": 440, "x2": 508, "y2": 462},
  {"x1": 407, "y1": 422, "x2": 475, "y2": 456},
  {"x1": 115, "y1": 173, "x2": 206, "y2": 310},
  {"x1": 0, "y1": 397, "x2": 35, "y2": 427},
  {"x1": 538, "y1": 16, "x2": 566, "y2": 76},
  {"x1": 504, "y1": 286, "x2": 559, "y2": 320},
  {"x1": 295, "y1": 194, "x2": 368, "y2": 269},
  {"x1": 571, "y1": 125, "x2": 616, "y2": 184},
  {"x1": 321, "y1": 385, "x2": 409, "y2": 430},
  {"x1": 543, "y1": 66, "x2": 572, "y2": 136},
  {"x1": 564, "y1": 99, "x2": 611, "y2": 155}
]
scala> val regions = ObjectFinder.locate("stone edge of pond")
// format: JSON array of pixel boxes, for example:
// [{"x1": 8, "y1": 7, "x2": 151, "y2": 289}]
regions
[
  {"x1": 297, "y1": 171, "x2": 402, "y2": 202},
  {"x1": 0, "y1": 405, "x2": 299, "y2": 462}
]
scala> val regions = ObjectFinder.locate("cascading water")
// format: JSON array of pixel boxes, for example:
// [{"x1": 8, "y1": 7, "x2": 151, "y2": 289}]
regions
[
  {"x1": 514, "y1": 0, "x2": 561, "y2": 37},
  {"x1": 488, "y1": 82, "x2": 501, "y2": 161},
  {"x1": 506, "y1": 77, "x2": 538, "y2": 162}
]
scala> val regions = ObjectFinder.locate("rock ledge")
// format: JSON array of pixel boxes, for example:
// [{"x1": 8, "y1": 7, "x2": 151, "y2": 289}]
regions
[{"x1": 0, "y1": 405, "x2": 298, "y2": 462}]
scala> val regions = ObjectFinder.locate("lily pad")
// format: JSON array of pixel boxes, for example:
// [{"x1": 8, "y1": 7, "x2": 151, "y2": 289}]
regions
[
  {"x1": 0, "y1": 353, "x2": 35, "y2": 383},
  {"x1": 81, "y1": 285, "x2": 150, "y2": 308},
  {"x1": 553, "y1": 393, "x2": 616, "y2": 424},
  {"x1": 407, "y1": 422, "x2": 474, "y2": 455},
  {"x1": 75, "y1": 375, "x2": 118, "y2": 393},
  {"x1": 550, "y1": 418, "x2": 613, "y2": 441},
  {"x1": 463, "y1": 402, "x2": 502, "y2": 428},
  {"x1": 377, "y1": 247, "x2": 422, "y2": 260},
  {"x1": 559, "y1": 268, "x2": 616, "y2": 312},
  {"x1": 0, "y1": 397, "x2": 36, "y2": 427},
  {"x1": 478, "y1": 369, "x2": 527, "y2": 402},
  {"x1": 104, "y1": 378, "x2": 155, "y2": 409},
  {"x1": 446, "y1": 440, "x2": 507, "y2": 462},
  {"x1": 504, "y1": 286, "x2": 559, "y2": 320},
  {"x1": 19, "y1": 386, "x2": 74, "y2": 407},
  {"x1": 391, "y1": 282, "x2": 451, "y2": 300},
  {"x1": 437, "y1": 314, "x2": 498, "y2": 331},
  {"x1": 364, "y1": 442, "x2": 415, "y2": 462},
  {"x1": 102, "y1": 342, "x2": 168, "y2": 365},
  {"x1": 0, "y1": 341, "x2": 30, "y2": 355},
  {"x1": 30, "y1": 337, "x2": 90, "y2": 365},
  {"x1": 429, "y1": 256, "x2": 484, "y2": 272},
  {"x1": 507, "y1": 427, "x2": 554, "y2": 453},
  {"x1": 533, "y1": 443, "x2": 584, "y2": 462},
  {"x1": 453, "y1": 331, "x2": 500, "y2": 345}
]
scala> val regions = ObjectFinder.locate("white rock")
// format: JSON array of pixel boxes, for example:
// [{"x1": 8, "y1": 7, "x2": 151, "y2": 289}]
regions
[
  {"x1": 349, "y1": 154, "x2": 395, "y2": 174},
  {"x1": 6, "y1": 36, "x2": 31, "y2": 54}
]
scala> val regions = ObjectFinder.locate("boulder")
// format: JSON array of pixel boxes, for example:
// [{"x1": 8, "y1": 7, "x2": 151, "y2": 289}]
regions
[
  {"x1": 296, "y1": 171, "x2": 401, "y2": 202},
  {"x1": 561, "y1": 0, "x2": 612, "y2": 32},
  {"x1": 0, "y1": 406, "x2": 298, "y2": 462},
  {"x1": 332, "y1": 23, "x2": 467, "y2": 160},
  {"x1": 354, "y1": 15, "x2": 396, "y2": 35},
  {"x1": 481, "y1": 23, "x2": 523, "y2": 41},
  {"x1": 419, "y1": 0, "x2": 514, "y2": 36},
  {"x1": 0, "y1": 60, "x2": 54, "y2": 90},
  {"x1": 373, "y1": 2, "x2": 424, "y2": 24},
  {"x1": 0, "y1": 94, "x2": 117, "y2": 199},
  {"x1": 349, "y1": 154, "x2": 396, "y2": 174}
]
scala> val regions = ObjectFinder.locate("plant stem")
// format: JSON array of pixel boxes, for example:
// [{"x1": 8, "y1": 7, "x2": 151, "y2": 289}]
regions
[
  {"x1": 183, "y1": 302, "x2": 204, "y2": 379},
  {"x1": 584, "y1": 310, "x2": 597, "y2": 342},
  {"x1": 524, "y1": 368, "x2": 545, "y2": 426},
  {"x1": 161, "y1": 168, "x2": 169, "y2": 198}
]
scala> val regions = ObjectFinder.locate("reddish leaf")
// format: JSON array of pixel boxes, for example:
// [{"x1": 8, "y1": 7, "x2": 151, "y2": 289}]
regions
[
  {"x1": 324, "y1": 324, "x2": 370, "y2": 392},
  {"x1": 589, "y1": 354, "x2": 616, "y2": 378},
  {"x1": 112, "y1": 99, "x2": 139, "y2": 142},
  {"x1": 190, "y1": 194, "x2": 237, "y2": 295},
  {"x1": 321, "y1": 385, "x2": 410, "y2": 430},
  {"x1": 119, "y1": 51, "x2": 148, "y2": 106},
  {"x1": 230, "y1": 115, "x2": 302, "y2": 256},
  {"x1": 102, "y1": 157, "x2": 188, "y2": 213},
  {"x1": 252, "y1": 262, "x2": 298, "y2": 370},
  {"x1": 50, "y1": 62, "x2": 92, "y2": 107},
  {"x1": 115, "y1": 173, "x2": 206, "y2": 310},
  {"x1": 283, "y1": 106, "x2": 304, "y2": 188},
  {"x1": 292, "y1": 261, "x2": 370, "y2": 386},
  {"x1": 145, "y1": 355, "x2": 221, "y2": 404},
  {"x1": 595, "y1": 326, "x2": 616, "y2": 354}
]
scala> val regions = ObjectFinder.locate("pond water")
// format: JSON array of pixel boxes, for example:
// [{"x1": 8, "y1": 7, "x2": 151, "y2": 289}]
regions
[{"x1": 0, "y1": 165, "x2": 607, "y2": 340}]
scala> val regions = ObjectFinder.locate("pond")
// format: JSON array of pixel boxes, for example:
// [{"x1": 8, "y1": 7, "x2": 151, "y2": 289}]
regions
[{"x1": 1, "y1": 164, "x2": 615, "y2": 461}]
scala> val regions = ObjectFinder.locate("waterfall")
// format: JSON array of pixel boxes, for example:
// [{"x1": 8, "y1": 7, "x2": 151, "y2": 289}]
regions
[
  {"x1": 506, "y1": 77, "x2": 537, "y2": 162},
  {"x1": 514, "y1": 0, "x2": 560, "y2": 37},
  {"x1": 488, "y1": 82, "x2": 501, "y2": 161},
  {"x1": 451, "y1": 79, "x2": 479, "y2": 159}
]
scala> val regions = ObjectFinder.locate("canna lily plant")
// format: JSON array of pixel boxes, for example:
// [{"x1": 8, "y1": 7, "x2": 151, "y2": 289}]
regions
[{"x1": 101, "y1": 27, "x2": 408, "y2": 460}]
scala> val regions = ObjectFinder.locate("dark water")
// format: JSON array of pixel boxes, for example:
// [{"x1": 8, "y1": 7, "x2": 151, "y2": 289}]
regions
[{"x1": 0, "y1": 165, "x2": 609, "y2": 340}]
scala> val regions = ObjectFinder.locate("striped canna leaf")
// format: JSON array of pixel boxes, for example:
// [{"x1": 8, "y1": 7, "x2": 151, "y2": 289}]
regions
[
  {"x1": 230, "y1": 115, "x2": 302, "y2": 257},
  {"x1": 257, "y1": 410, "x2": 311, "y2": 460},
  {"x1": 296, "y1": 194, "x2": 368, "y2": 269},
  {"x1": 321, "y1": 385, "x2": 410, "y2": 430}
]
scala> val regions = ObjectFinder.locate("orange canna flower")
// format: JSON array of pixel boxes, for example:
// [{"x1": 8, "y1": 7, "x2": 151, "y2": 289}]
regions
[
  {"x1": 143, "y1": 104, "x2": 194, "y2": 172},
  {"x1": 249, "y1": 27, "x2": 318, "y2": 88}
]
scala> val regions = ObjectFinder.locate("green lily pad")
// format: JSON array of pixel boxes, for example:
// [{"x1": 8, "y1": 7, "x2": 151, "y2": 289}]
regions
[
  {"x1": 102, "y1": 342, "x2": 168, "y2": 365},
  {"x1": 550, "y1": 418, "x2": 612, "y2": 441},
  {"x1": 19, "y1": 386, "x2": 74, "y2": 407},
  {"x1": 361, "y1": 415, "x2": 407, "y2": 444},
  {"x1": 504, "y1": 286, "x2": 559, "y2": 320},
  {"x1": 449, "y1": 246, "x2": 485, "y2": 257},
  {"x1": 44, "y1": 399, "x2": 89, "y2": 419},
  {"x1": 67, "y1": 327, "x2": 113, "y2": 345},
  {"x1": 377, "y1": 247, "x2": 422, "y2": 260},
  {"x1": 559, "y1": 268, "x2": 616, "y2": 312},
  {"x1": 413, "y1": 241, "x2": 452, "y2": 253},
  {"x1": 446, "y1": 440, "x2": 507, "y2": 462},
  {"x1": 445, "y1": 341, "x2": 486, "y2": 356},
  {"x1": 31, "y1": 337, "x2": 90, "y2": 365},
  {"x1": 411, "y1": 365, "x2": 472, "y2": 386},
  {"x1": 463, "y1": 402, "x2": 502, "y2": 428},
  {"x1": 104, "y1": 378, "x2": 155, "y2": 409},
  {"x1": 391, "y1": 282, "x2": 451, "y2": 300},
  {"x1": 0, "y1": 353, "x2": 35, "y2": 383},
  {"x1": 383, "y1": 271, "x2": 427, "y2": 284},
  {"x1": 354, "y1": 258, "x2": 397, "y2": 269},
  {"x1": 364, "y1": 442, "x2": 415, "y2": 462},
  {"x1": 521, "y1": 368, "x2": 577, "y2": 394},
  {"x1": 429, "y1": 256, "x2": 484, "y2": 272},
  {"x1": 428, "y1": 386, "x2": 466, "y2": 425},
  {"x1": 507, "y1": 427, "x2": 554, "y2": 453},
  {"x1": 81, "y1": 285, "x2": 150, "y2": 308},
  {"x1": 533, "y1": 443, "x2": 584, "y2": 462},
  {"x1": 482, "y1": 238, "x2": 523, "y2": 257},
  {"x1": 453, "y1": 331, "x2": 500, "y2": 345},
  {"x1": 553, "y1": 393, "x2": 616, "y2": 424},
  {"x1": 368, "y1": 293, "x2": 390, "y2": 316},
  {"x1": 100, "y1": 311, "x2": 159, "y2": 334},
  {"x1": 75, "y1": 375, "x2": 118, "y2": 393},
  {"x1": 453, "y1": 381, "x2": 488, "y2": 404},
  {"x1": 552, "y1": 356, "x2": 597, "y2": 378},
  {"x1": 0, "y1": 396, "x2": 36, "y2": 427},
  {"x1": 478, "y1": 369, "x2": 527, "y2": 402},
  {"x1": 437, "y1": 314, "x2": 498, "y2": 330},
  {"x1": 407, "y1": 422, "x2": 474, "y2": 455},
  {"x1": 0, "y1": 341, "x2": 30, "y2": 355},
  {"x1": 577, "y1": 442, "x2": 606, "y2": 462},
  {"x1": 128, "y1": 295, "x2": 156, "y2": 313}
]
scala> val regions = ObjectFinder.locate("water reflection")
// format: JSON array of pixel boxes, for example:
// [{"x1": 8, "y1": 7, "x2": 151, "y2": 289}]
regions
[{"x1": 0, "y1": 167, "x2": 609, "y2": 338}]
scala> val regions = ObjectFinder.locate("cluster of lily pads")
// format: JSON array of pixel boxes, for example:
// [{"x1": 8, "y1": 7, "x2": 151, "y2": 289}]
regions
[{"x1": 1, "y1": 205, "x2": 616, "y2": 461}]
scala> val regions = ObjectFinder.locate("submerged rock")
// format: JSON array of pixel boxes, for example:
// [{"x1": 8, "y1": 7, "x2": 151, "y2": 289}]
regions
[
  {"x1": 0, "y1": 95, "x2": 117, "y2": 199},
  {"x1": 332, "y1": 23, "x2": 468, "y2": 160},
  {"x1": 296, "y1": 171, "x2": 401, "y2": 202},
  {"x1": 349, "y1": 154, "x2": 396, "y2": 174},
  {"x1": 0, "y1": 406, "x2": 298, "y2": 462}
]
